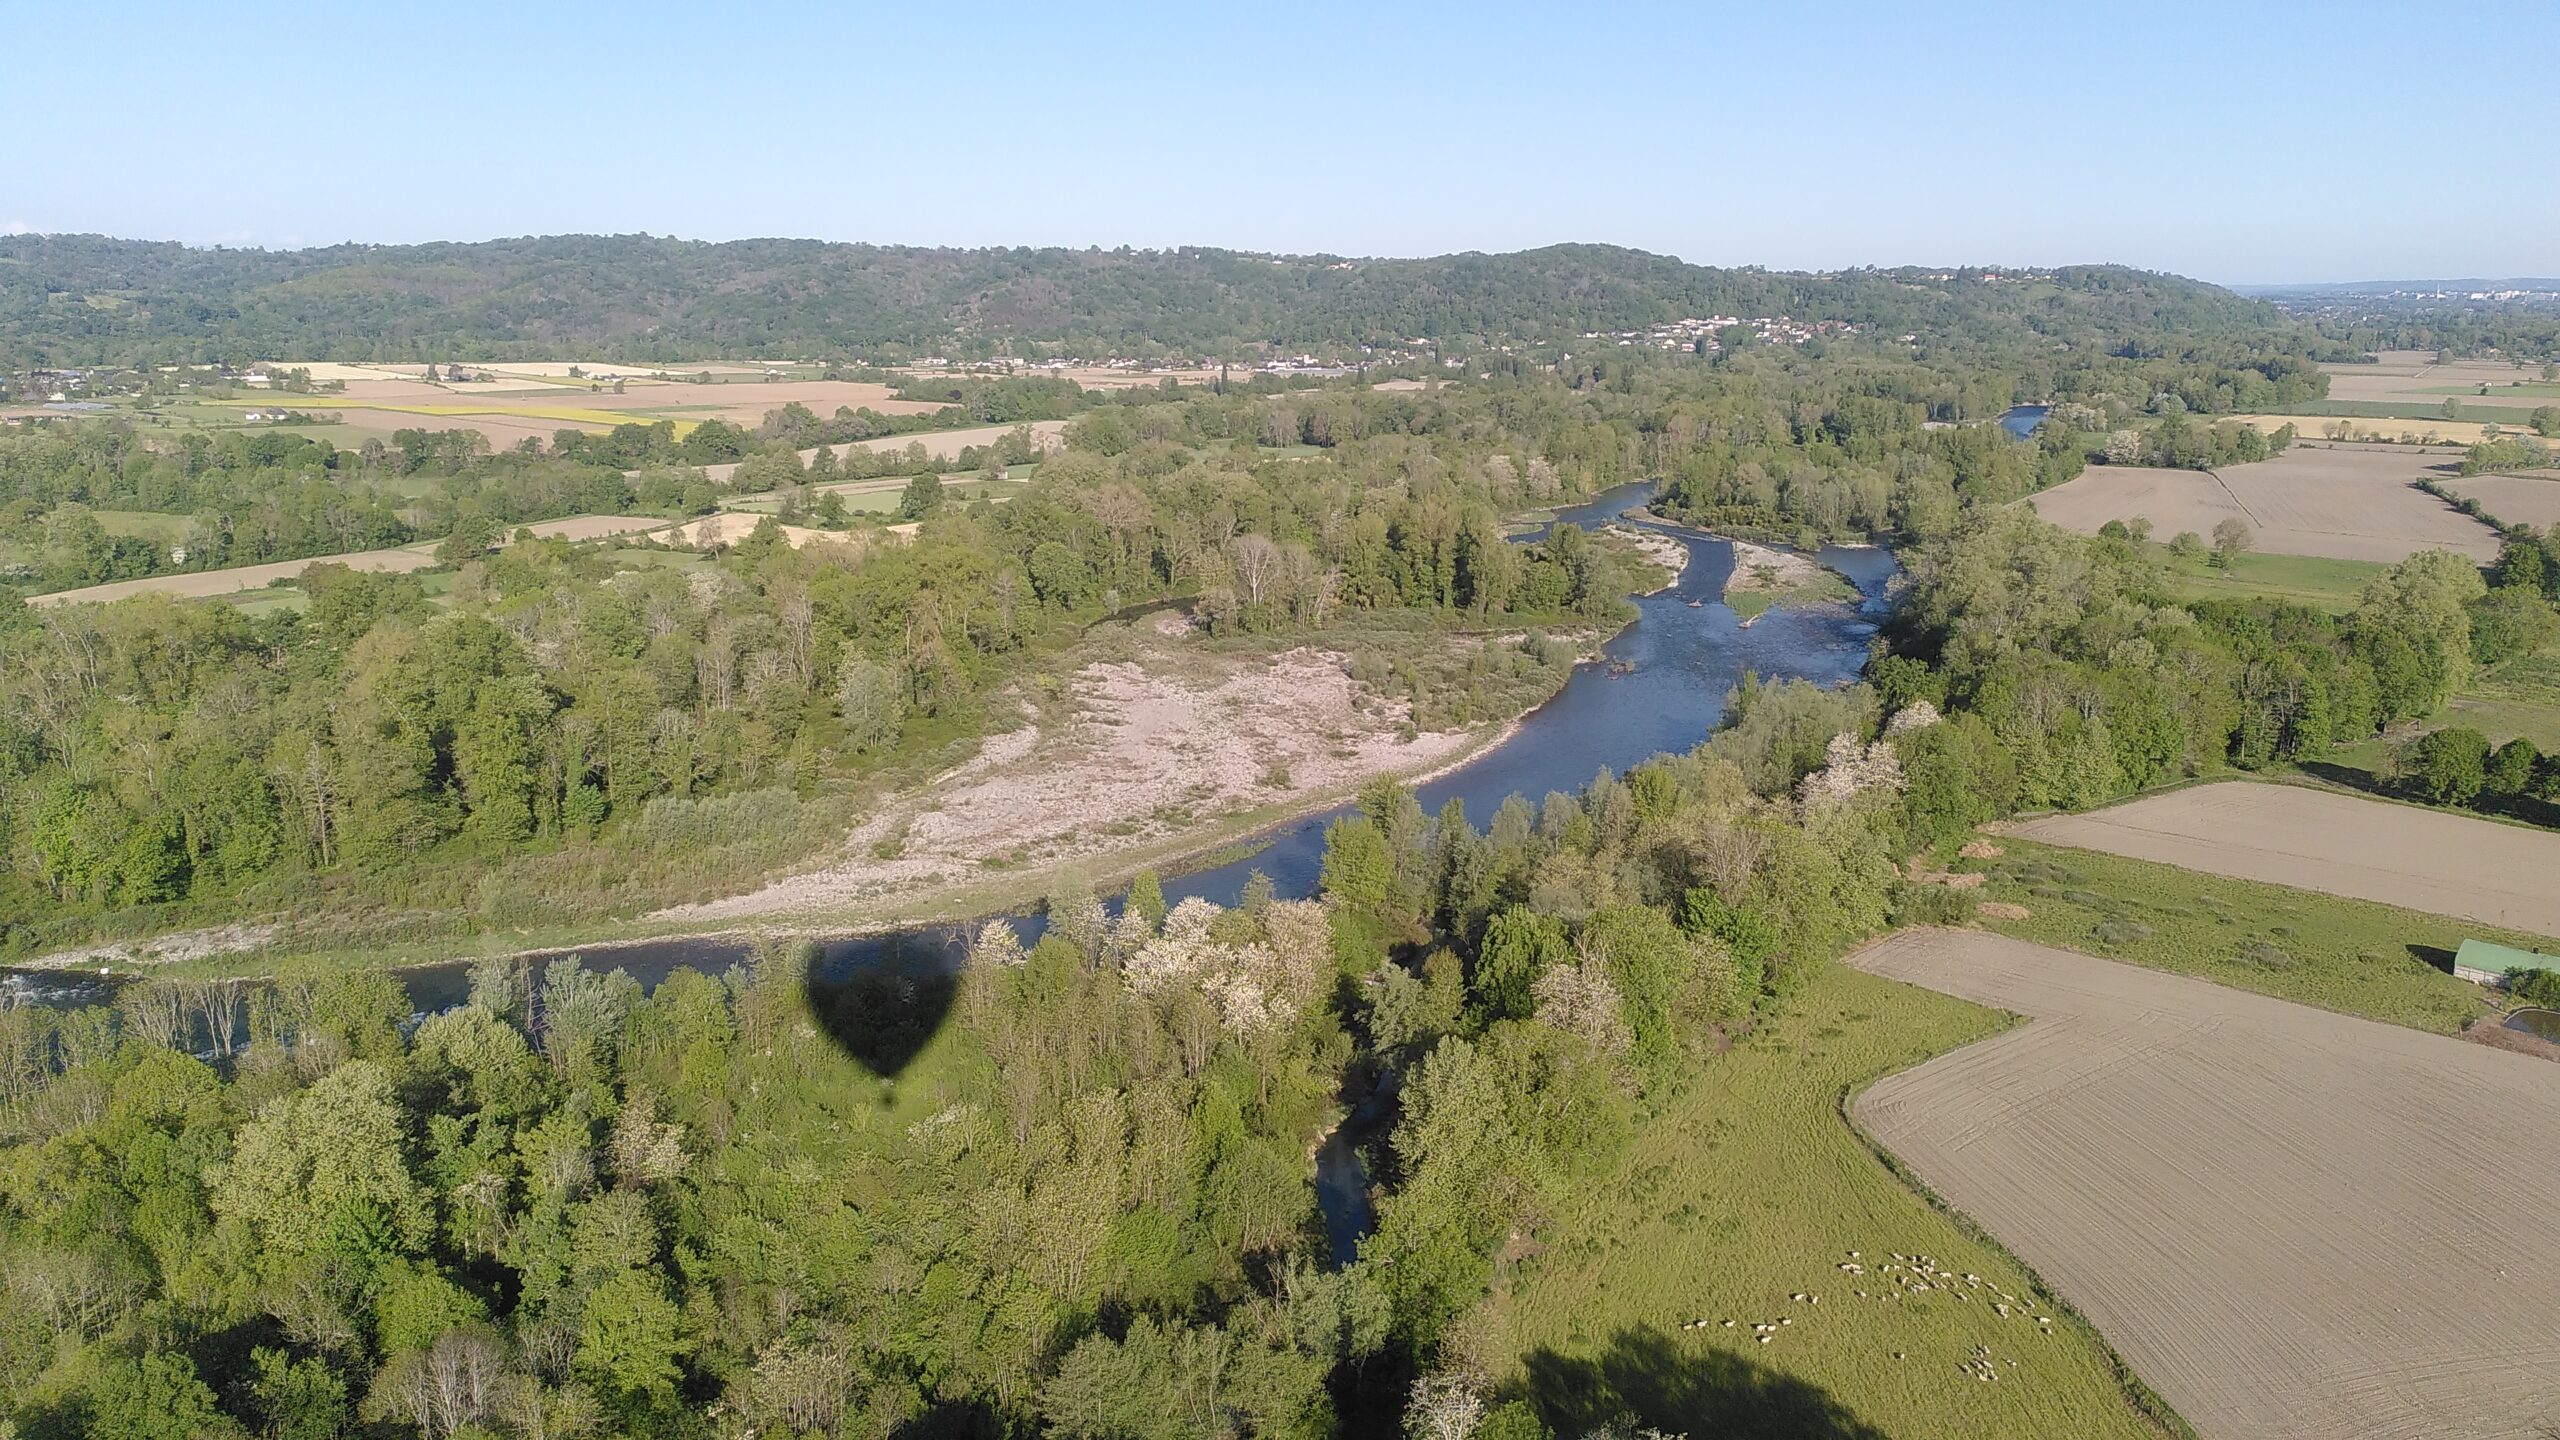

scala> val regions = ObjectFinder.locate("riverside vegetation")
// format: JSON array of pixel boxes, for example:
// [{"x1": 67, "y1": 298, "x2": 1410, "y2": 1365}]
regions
[{"x1": 5, "y1": 248, "x2": 2560, "y2": 1438}]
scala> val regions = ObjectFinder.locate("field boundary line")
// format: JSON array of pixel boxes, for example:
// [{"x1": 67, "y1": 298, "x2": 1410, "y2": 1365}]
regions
[
  {"x1": 1831, "y1": 941, "x2": 2199, "y2": 1440},
  {"x1": 2196, "y1": 464, "x2": 2264, "y2": 527}
]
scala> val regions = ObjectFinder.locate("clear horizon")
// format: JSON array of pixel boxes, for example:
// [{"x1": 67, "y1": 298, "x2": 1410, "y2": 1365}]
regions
[{"x1": 9, "y1": 0, "x2": 2555, "y2": 287}]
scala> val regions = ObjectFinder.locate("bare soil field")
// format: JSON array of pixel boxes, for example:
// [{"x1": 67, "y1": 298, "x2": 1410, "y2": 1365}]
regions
[
  {"x1": 1851, "y1": 928, "x2": 2560, "y2": 1440},
  {"x1": 2028, "y1": 465, "x2": 2245, "y2": 532},
  {"x1": 29, "y1": 543, "x2": 441, "y2": 607},
  {"x1": 2001, "y1": 782, "x2": 2560, "y2": 938},
  {"x1": 1853, "y1": 922, "x2": 2560, "y2": 1434},
  {"x1": 830, "y1": 418, "x2": 1069, "y2": 462},
  {"x1": 2028, "y1": 444, "x2": 2498, "y2": 562},
  {"x1": 584, "y1": 379, "x2": 949, "y2": 423},
  {"x1": 2443, "y1": 472, "x2": 2560, "y2": 530},
  {"x1": 656, "y1": 645, "x2": 1485, "y2": 923}
]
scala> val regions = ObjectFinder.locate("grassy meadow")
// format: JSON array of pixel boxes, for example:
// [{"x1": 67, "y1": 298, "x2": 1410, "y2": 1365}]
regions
[
  {"x1": 2451, "y1": 652, "x2": 2560, "y2": 749},
  {"x1": 2153, "y1": 547, "x2": 2387, "y2": 613},
  {"x1": 1964, "y1": 836, "x2": 2506, "y2": 1033},
  {"x1": 2302, "y1": 650, "x2": 2560, "y2": 798},
  {"x1": 1468, "y1": 961, "x2": 2184, "y2": 1440}
]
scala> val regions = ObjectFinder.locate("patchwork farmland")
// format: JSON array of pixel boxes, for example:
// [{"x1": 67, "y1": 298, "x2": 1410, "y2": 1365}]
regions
[
  {"x1": 2321, "y1": 350, "x2": 2559, "y2": 414},
  {"x1": 2026, "y1": 443, "x2": 2500, "y2": 563},
  {"x1": 1853, "y1": 929, "x2": 2560, "y2": 1440},
  {"x1": 221, "y1": 371, "x2": 951, "y2": 450}
]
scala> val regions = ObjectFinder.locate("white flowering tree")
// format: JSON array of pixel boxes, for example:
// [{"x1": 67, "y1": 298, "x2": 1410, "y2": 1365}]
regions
[{"x1": 1797, "y1": 732, "x2": 1907, "y2": 811}]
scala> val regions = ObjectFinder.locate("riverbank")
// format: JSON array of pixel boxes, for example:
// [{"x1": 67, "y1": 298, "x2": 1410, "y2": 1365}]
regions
[
  {"x1": 6, "y1": 489, "x2": 1751, "y2": 994},
  {"x1": 6, "y1": 631, "x2": 1573, "y2": 985},
  {"x1": 1723, "y1": 537, "x2": 1858, "y2": 622},
  {"x1": 1605, "y1": 522, "x2": 1691, "y2": 593},
  {"x1": 650, "y1": 640, "x2": 1529, "y2": 926}
]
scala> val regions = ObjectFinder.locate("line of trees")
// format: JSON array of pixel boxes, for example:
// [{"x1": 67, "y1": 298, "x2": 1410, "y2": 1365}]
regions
[{"x1": 1874, "y1": 513, "x2": 2560, "y2": 837}]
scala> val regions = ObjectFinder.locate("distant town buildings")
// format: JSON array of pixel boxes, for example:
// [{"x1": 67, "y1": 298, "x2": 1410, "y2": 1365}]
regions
[{"x1": 1578, "y1": 315, "x2": 1858, "y2": 352}]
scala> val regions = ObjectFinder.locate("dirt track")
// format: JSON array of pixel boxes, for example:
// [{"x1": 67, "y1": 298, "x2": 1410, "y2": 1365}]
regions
[
  {"x1": 2027, "y1": 445, "x2": 2499, "y2": 562},
  {"x1": 1852, "y1": 929, "x2": 2560, "y2": 1440},
  {"x1": 2002, "y1": 782, "x2": 2560, "y2": 939}
]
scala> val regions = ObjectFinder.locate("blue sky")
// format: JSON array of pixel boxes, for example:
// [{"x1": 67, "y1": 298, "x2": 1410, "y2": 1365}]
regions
[{"x1": 8, "y1": 1, "x2": 2551, "y2": 284}]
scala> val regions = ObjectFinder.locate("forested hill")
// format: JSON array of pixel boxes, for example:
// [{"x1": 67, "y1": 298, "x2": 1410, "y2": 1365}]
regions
[{"x1": 0, "y1": 233, "x2": 2303, "y2": 366}]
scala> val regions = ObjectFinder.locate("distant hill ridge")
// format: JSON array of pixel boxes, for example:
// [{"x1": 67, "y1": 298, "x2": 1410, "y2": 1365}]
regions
[{"x1": 0, "y1": 233, "x2": 2295, "y2": 367}]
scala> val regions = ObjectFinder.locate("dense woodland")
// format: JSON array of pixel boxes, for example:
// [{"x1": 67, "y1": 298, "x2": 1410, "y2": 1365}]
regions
[
  {"x1": 0, "y1": 298, "x2": 2371, "y2": 946},
  {"x1": 9, "y1": 254, "x2": 2560, "y2": 1438},
  {"x1": 2, "y1": 235, "x2": 2308, "y2": 368},
  {"x1": 0, "y1": 375, "x2": 1692, "y2": 951},
  {"x1": 0, "y1": 727, "x2": 1905, "y2": 1440}
]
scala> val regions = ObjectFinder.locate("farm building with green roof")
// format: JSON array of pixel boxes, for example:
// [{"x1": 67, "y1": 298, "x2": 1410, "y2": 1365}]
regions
[{"x1": 2454, "y1": 938, "x2": 2560, "y2": 986}]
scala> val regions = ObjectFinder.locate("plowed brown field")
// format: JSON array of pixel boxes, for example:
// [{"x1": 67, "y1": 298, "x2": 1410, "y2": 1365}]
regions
[
  {"x1": 2027, "y1": 444, "x2": 2498, "y2": 562},
  {"x1": 2444, "y1": 472, "x2": 2560, "y2": 531},
  {"x1": 2002, "y1": 783, "x2": 2560, "y2": 939},
  {"x1": 1853, "y1": 929, "x2": 2560, "y2": 1440}
]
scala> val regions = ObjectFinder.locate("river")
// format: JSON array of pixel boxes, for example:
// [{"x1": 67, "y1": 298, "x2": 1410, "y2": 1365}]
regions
[
  {"x1": 1998, "y1": 404, "x2": 2050, "y2": 440},
  {"x1": 0, "y1": 478, "x2": 1900, "y2": 1262},
  {"x1": 5, "y1": 482, "x2": 1894, "y2": 1013}
]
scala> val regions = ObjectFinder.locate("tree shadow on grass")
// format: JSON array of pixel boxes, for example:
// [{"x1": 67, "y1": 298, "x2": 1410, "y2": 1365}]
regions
[
  {"x1": 1516, "y1": 1325, "x2": 1890, "y2": 1440},
  {"x1": 805, "y1": 952, "x2": 957, "y2": 1083},
  {"x1": 2294, "y1": 761, "x2": 2391, "y2": 797}
]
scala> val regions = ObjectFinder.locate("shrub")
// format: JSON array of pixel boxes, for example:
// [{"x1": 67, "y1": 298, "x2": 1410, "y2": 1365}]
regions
[
  {"x1": 2407, "y1": 727, "x2": 2491, "y2": 807},
  {"x1": 2485, "y1": 737, "x2": 2541, "y2": 797},
  {"x1": 2238, "y1": 941, "x2": 2294, "y2": 969},
  {"x1": 2508, "y1": 967, "x2": 2560, "y2": 1008},
  {"x1": 1891, "y1": 882, "x2": 1978, "y2": 928},
  {"x1": 2093, "y1": 918, "x2": 2158, "y2": 947},
  {"x1": 625, "y1": 787, "x2": 806, "y2": 854}
]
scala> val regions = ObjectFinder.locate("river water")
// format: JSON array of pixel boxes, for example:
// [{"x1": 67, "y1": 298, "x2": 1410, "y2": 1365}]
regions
[
  {"x1": 5, "y1": 482, "x2": 1896, "y2": 1017},
  {"x1": 1998, "y1": 404, "x2": 2050, "y2": 440}
]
